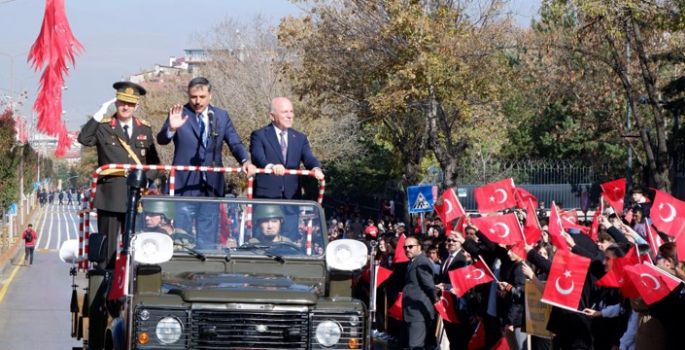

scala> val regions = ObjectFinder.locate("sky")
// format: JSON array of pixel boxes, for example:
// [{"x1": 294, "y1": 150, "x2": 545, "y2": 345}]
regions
[{"x1": 0, "y1": 0, "x2": 540, "y2": 132}]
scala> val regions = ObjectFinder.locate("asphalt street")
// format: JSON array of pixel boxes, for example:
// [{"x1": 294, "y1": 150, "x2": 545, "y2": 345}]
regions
[{"x1": 0, "y1": 201, "x2": 90, "y2": 350}]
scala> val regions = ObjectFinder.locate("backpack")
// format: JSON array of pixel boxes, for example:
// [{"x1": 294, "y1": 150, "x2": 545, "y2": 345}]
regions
[{"x1": 25, "y1": 230, "x2": 33, "y2": 243}]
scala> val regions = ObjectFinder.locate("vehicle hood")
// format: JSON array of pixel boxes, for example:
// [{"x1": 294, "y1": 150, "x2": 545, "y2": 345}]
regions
[{"x1": 163, "y1": 272, "x2": 321, "y2": 305}]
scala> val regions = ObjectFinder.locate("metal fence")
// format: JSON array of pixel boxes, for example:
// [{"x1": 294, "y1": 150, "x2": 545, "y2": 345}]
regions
[{"x1": 453, "y1": 160, "x2": 624, "y2": 186}]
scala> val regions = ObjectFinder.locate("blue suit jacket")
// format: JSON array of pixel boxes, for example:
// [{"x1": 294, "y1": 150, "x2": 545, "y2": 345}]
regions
[
  {"x1": 250, "y1": 124, "x2": 321, "y2": 199},
  {"x1": 157, "y1": 104, "x2": 249, "y2": 197}
]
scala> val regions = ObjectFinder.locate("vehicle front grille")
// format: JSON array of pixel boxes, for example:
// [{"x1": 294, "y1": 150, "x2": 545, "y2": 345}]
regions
[{"x1": 190, "y1": 310, "x2": 309, "y2": 349}]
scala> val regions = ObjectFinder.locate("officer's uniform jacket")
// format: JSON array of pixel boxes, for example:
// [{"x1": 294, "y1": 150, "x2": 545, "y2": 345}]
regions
[{"x1": 78, "y1": 114, "x2": 160, "y2": 212}]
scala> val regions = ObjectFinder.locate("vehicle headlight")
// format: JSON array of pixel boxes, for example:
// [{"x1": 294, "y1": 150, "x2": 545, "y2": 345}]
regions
[
  {"x1": 315, "y1": 320, "x2": 342, "y2": 347},
  {"x1": 155, "y1": 316, "x2": 182, "y2": 344}
]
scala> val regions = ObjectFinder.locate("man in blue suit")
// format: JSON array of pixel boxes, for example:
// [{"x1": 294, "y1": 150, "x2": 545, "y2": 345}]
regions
[
  {"x1": 250, "y1": 97, "x2": 324, "y2": 200},
  {"x1": 157, "y1": 77, "x2": 256, "y2": 249}
]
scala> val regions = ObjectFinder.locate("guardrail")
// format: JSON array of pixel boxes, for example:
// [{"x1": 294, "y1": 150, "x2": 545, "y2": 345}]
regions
[{"x1": 76, "y1": 164, "x2": 326, "y2": 270}]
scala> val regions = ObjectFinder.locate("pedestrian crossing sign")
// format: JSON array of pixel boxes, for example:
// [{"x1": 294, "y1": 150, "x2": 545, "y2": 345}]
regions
[{"x1": 407, "y1": 185, "x2": 435, "y2": 213}]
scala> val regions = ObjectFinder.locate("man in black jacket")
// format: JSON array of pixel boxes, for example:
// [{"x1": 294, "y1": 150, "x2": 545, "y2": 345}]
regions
[{"x1": 402, "y1": 236, "x2": 437, "y2": 350}]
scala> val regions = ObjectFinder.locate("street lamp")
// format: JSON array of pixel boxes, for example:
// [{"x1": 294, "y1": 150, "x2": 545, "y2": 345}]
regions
[{"x1": 0, "y1": 51, "x2": 29, "y2": 107}]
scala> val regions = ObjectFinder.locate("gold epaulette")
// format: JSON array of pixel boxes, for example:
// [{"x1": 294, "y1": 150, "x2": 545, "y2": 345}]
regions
[
  {"x1": 100, "y1": 117, "x2": 112, "y2": 124},
  {"x1": 139, "y1": 119, "x2": 151, "y2": 128}
]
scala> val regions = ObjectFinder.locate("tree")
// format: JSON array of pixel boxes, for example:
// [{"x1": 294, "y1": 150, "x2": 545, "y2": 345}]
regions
[
  {"x1": 279, "y1": 0, "x2": 519, "y2": 191},
  {"x1": 543, "y1": 0, "x2": 685, "y2": 192}
]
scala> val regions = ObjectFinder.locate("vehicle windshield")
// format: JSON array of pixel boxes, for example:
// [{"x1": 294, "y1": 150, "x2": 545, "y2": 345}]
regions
[{"x1": 135, "y1": 196, "x2": 327, "y2": 257}]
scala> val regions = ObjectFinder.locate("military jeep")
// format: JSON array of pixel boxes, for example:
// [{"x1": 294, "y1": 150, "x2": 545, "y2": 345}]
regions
[{"x1": 61, "y1": 167, "x2": 371, "y2": 350}]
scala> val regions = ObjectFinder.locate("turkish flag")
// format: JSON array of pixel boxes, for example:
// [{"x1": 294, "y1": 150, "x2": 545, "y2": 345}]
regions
[
  {"x1": 470, "y1": 213, "x2": 524, "y2": 245},
  {"x1": 588, "y1": 205, "x2": 602, "y2": 242},
  {"x1": 541, "y1": 249, "x2": 591, "y2": 311},
  {"x1": 514, "y1": 187, "x2": 538, "y2": 210},
  {"x1": 492, "y1": 336, "x2": 511, "y2": 350},
  {"x1": 361, "y1": 265, "x2": 393, "y2": 288},
  {"x1": 434, "y1": 290, "x2": 460, "y2": 324},
  {"x1": 601, "y1": 178, "x2": 626, "y2": 202},
  {"x1": 651, "y1": 189, "x2": 685, "y2": 236},
  {"x1": 522, "y1": 198, "x2": 542, "y2": 244},
  {"x1": 645, "y1": 224, "x2": 665, "y2": 258},
  {"x1": 548, "y1": 202, "x2": 569, "y2": 251},
  {"x1": 468, "y1": 321, "x2": 486, "y2": 350},
  {"x1": 393, "y1": 234, "x2": 409, "y2": 263},
  {"x1": 453, "y1": 216, "x2": 469, "y2": 235},
  {"x1": 560, "y1": 210, "x2": 586, "y2": 232},
  {"x1": 444, "y1": 188, "x2": 466, "y2": 220},
  {"x1": 474, "y1": 178, "x2": 517, "y2": 213},
  {"x1": 596, "y1": 246, "x2": 640, "y2": 298},
  {"x1": 601, "y1": 193, "x2": 625, "y2": 215},
  {"x1": 108, "y1": 253, "x2": 129, "y2": 301},
  {"x1": 448, "y1": 259, "x2": 495, "y2": 297},
  {"x1": 388, "y1": 292, "x2": 404, "y2": 320},
  {"x1": 624, "y1": 263, "x2": 682, "y2": 305}
]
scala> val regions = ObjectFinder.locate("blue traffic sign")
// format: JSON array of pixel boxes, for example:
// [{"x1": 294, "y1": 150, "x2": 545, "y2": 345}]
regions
[
  {"x1": 6, "y1": 203, "x2": 17, "y2": 216},
  {"x1": 407, "y1": 185, "x2": 435, "y2": 213}
]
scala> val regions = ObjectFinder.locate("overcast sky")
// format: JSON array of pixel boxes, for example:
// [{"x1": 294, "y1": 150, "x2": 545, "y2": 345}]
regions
[{"x1": 0, "y1": 0, "x2": 540, "y2": 132}]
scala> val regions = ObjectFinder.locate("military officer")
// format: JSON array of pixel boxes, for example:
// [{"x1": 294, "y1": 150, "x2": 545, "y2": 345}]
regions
[{"x1": 78, "y1": 81, "x2": 160, "y2": 266}]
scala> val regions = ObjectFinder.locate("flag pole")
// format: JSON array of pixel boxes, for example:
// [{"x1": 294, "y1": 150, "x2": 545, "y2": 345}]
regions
[
  {"x1": 367, "y1": 240, "x2": 378, "y2": 347},
  {"x1": 478, "y1": 254, "x2": 499, "y2": 283}
]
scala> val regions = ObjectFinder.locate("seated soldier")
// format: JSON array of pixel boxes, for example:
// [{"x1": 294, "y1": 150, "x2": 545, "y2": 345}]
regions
[
  {"x1": 248, "y1": 205, "x2": 292, "y2": 244},
  {"x1": 143, "y1": 201, "x2": 192, "y2": 245}
]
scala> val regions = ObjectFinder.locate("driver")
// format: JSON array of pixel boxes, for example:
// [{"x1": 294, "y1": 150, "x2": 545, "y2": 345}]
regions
[
  {"x1": 143, "y1": 201, "x2": 193, "y2": 245},
  {"x1": 249, "y1": 205, "x2": 292, "y2": 244}
]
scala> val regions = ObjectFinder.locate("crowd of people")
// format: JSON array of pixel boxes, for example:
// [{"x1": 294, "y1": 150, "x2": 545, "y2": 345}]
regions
[{"x1": 342, "y1": 187, "x2": 684, "y2": 350}]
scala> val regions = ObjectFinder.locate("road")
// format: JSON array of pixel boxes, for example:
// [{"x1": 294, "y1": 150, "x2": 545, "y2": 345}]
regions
[{"x1": 0, "y1": 201, "x2": 94, "y2": 350}]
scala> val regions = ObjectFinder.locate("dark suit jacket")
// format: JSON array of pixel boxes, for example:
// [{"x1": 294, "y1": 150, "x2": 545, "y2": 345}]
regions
[
  {"x1": 402, "y1": 253, "x2": 437, "y2": 322},
  {"x1": 157, "y1": 104, "x2": 249, "y2": 197},
  {"x1": 437, "y1": 249, "x2": 467, "y2": 285},
  {"x1": 250, "y1": 124, "x2": 321, "y2": 199},
  {"x1": 78, "y1": 115, "x2": 160, "y2": 212}
]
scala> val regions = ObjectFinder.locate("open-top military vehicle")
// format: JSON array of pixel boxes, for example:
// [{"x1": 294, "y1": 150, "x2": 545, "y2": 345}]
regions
[{"x1": 60, "y1": 165, "x2": 373, "y2": 350}]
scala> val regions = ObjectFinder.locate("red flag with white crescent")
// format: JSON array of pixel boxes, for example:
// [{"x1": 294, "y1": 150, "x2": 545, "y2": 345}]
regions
[
  {"x1": 651, "y1": 189, "x2": 685, "y2": 236},
  {"x1": 448, "y1": 259, "x2": 495, "y2": 297},
  {"x1": 474, "y1": 178, "x2": 517, "y2": 214},
  {"x1": 548, "y1": 202, "x2": 569, "y2": 251},
  {"x1": 600, "y1": 178, "x2": 626, "y2": 202},
  {"x1": 514, "y1": 187, "x2": 538, "y2": 210},
  {"x1": 434, "y1": 290, "x2": 460, "y2": 324},
  {"x1": 108, "y1": 253, "x2": 129, "y2": 301},
  {"x1": 541, "y1": 249, "x2": 591, "y2": 311},
  {"x1": 624, "y1": 263, "x2": 682, "y2": 305},
  {"x1": 440, "y1": 188, "x2": 466, "y2": 222},
  {"x1": 596, "y1": 245, "x2": 640, "y2": 298},
  {"x1": 469, "y1": 213, "x2": 524, "y2": 246}
]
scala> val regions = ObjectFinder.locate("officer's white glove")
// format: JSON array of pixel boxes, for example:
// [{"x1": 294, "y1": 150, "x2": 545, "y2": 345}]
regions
[{"x1": 93, "y1": 98, "x2": 117, "y2": 122}]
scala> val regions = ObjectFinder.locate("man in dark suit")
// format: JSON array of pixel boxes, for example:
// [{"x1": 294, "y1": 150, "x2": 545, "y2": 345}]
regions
[
  {"x1": 78, "y1": 81, "x2": 160, "y2": 266},
  {"x1": 250, "y1": 97, "x2": 324, "y2": 199},
  {"x1": 402, "y1": 236, "x2": 437, "y2": 350},
  {"x1": 157, "y1": 77, "x2": 256, "y2": 249}
]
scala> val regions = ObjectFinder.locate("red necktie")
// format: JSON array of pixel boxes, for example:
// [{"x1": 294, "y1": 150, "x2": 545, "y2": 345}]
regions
[{"x1": 443, "y1": 254, "x2": 453, "y2": 275}]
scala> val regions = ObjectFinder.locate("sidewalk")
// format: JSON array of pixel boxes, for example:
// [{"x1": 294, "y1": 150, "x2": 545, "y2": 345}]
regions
[{"x1": 0, "y1": 206, "x2": 40, "y2": 278}]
